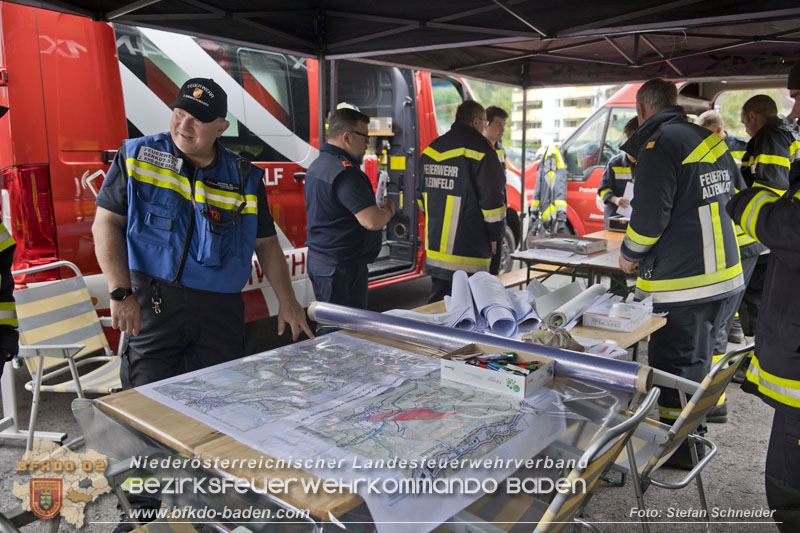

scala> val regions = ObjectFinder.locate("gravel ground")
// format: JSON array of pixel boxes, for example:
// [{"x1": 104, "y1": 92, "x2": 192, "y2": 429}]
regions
[{"x1": 0, "y1": 274, "x2": 778, "y2": 532}]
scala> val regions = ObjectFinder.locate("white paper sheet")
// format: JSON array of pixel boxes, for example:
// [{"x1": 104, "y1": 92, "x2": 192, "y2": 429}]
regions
[
  {"x1": 616, "y1": 181, "x2": 634, "y2": 217},
  {"x1": 375, "y1": 171, "x2": 388, "y2": 205},
  {"x1": 443, "y1": 270, "x2": 478, "y2": 330}
]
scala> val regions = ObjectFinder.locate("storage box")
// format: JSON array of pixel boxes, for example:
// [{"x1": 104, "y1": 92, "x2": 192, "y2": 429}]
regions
[
  {"x1": 369, "y1": 117, "x2": 393, "y2": 136},
  {"x1": 607, "y1": 216, "x2": 629, "y2": 232},
  {"x1": 440, "y1": 343, "x2": 554, "y2": 399},
  {"x1": 528, "y1": 233, "x2": 608, "y2": 254},
  {"x1": 582, "y1": 299, "x2": 651, "y2": 332}
]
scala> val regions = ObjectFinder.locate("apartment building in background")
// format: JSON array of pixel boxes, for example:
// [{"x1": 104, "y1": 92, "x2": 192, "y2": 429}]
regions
[{"x1": 511, "y1": 85, "x2": 618, "y2": 153}]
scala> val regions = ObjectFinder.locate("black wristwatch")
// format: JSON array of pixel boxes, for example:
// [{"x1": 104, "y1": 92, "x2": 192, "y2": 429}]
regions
[{"x1": 110, "y1": 287, "x2": 134, "y2": 302}]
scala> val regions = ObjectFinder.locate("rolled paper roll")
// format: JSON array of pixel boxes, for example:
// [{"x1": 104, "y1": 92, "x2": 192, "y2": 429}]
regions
[{"x1": 308, "y1": 301, "x2": 653, "y2": 393}]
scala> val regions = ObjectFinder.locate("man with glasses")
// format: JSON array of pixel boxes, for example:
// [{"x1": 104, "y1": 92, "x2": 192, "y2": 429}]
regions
[
  {"x1": 304, "y1": 107, "x2": 396, "y2": 309},
  {"x1": 93, "y1": 78, "x2": 312, "y2": 391},
  {"x1": 418, "y1": 100, "x2": 506, "y2": 302}
]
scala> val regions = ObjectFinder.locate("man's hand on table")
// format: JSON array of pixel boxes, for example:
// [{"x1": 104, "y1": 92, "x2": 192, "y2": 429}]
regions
[{"x1": 618, "y1": 256, "x2": 639, "y2": 274}]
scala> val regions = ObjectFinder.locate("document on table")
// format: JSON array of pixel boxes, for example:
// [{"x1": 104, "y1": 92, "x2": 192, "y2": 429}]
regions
[{"x1": 616, "y1": 181, "x2": 634, "y2": 217}]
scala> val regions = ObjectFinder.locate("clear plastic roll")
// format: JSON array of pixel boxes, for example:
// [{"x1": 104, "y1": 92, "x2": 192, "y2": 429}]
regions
[{"x1": 308, "y1": 302, "x2": 652, "y2": 393}]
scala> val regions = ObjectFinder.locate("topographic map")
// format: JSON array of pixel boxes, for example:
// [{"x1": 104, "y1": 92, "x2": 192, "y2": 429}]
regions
[{"x1": 138, "y1": 333, "x2": 564, "y2": 533}]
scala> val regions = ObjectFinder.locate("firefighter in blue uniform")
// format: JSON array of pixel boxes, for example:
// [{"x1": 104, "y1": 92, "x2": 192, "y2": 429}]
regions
[
  {"x1": 483, "y1": 106, "x2": 509, "y2": 274},
  {"x1": 418, "y1": 100, "x2": 506, "y2": 303},
  {"x1": 727, "y1": 60, "x2": 800, "y2": 532},
  {"x1": 619, "y1": 79, "x2": 744, "y2": 469},
  {"x1": 598, "y1": 117, "x2": 638, "y2": 227},
  {"x1": 93, "y1": 78, "x2": 312, "y2": 390},
  {"x1": 304, "y1": 107, "x2": 395, "y2": 309}
]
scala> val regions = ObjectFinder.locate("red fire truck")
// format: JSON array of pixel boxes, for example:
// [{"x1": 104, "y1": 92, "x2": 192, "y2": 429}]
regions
[{"x1": 0, "y1": 3, "x2": 526, "y2": 335}]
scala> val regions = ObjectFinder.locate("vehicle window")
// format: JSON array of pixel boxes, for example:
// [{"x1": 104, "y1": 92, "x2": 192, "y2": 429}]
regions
[
  {"x1": 237, "y1": 49, "x2": 293, "y2": 130},
  {"x1": 714, "y1": 88, "x2": 792, "y2": 139},
  {"x1": 115, "y1": 24, "x2": 310, "y2": 161},
  {"x1": 560, "y1": 108, "x2": 610, "y2": 181},
  {"x1": 431, "y1": 76, "x2": 465, "y2": 136},
  {"x1": 605, "y1": 107, "x2": 639, "y2": 153}
]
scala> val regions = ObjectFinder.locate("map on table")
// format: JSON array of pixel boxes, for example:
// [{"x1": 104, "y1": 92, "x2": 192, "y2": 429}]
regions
[{"x1": 137, "y1": 332, "x2": 564, "y2": 533}]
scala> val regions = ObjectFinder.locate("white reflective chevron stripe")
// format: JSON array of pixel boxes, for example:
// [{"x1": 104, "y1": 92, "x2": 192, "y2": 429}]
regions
[
  {"x1": 697, "y1": 204, "x2": 715, "y2": 275},
  {"x1": 120, "y1": 64, "x2": 173, "y2": 137},
  {"x1": 137, "y1": 28, "x2": 319, "y2": 168}
]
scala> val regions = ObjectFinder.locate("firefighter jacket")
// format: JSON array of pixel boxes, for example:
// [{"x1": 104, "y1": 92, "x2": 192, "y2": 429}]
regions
[
  {"x1": 0, "y1": 223, "x2": 17, "y2": 356},
  {"x1": 533, "y1": 145, "x2": 567, "y2": 225},
  {"x1": 418, "y1": 122, "x2": 506, "y2": 278},
  {"x1": 741, "y1": 116, "x2": 797, "y2": 192},
  {"x1": 727, "y1": 161, "x2": 800, "y2": 414},
  {"x1": 619, "y1": 106, "x2": 744, "y2": 307},
  {"x1": 123, "y1": 133, "x2": 262, "y2": 294},
  {"x1": 730, "y1": 147, "x2": 766, "y2": 257},
  {"x1": 598, "y1": 151, "x2": 634, "y2": 220},
  {"x1": 725, "y1": 134, "x2": 748, "y2": 167},
  {"x1": 304, "y1": 143, "x2": 382, "y2": 265}
]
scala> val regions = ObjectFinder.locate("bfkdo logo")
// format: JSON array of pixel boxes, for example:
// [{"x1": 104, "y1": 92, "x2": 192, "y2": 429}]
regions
[{"x1": 30, "y1": 478, "x2": 62, "y2": 519}]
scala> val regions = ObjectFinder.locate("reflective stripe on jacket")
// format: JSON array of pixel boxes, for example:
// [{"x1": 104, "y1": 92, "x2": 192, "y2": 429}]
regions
[
  {"x1": 124, "y1": 133, "x2": 261, "y2": 293},
  {"x1": 418, "y1": 122, "x2": 506, "y2": 277},
  {"x1": 727, "y1": 166, "x2": 800, "y2": 413},
  {"x1": 0, "y1": 223, "x2": 17, "y2": 336},
  {"x1": 598, "y1": 151, "x2": 634, "y2": 221},
  {"x1": 620, "y1": 106, "x2": 743, "y2": 306},
  {"x1": 725, "y1": 134, "x2": 748, "y2": 168},
  {"x1": 533, "y1": 145, "x2": 567, "y2": 223}
]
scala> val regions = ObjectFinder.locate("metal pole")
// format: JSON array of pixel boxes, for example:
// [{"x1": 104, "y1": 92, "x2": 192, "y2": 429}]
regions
[
  {"x1": 330, "y1": 59, "x2": 338, "y2": 110},
  {"x1": 318, "y1": 53, "x2": 326, "y2": 144},
  {"x1": 519, "y1": 62, "x2": 529, "y2": 248}
]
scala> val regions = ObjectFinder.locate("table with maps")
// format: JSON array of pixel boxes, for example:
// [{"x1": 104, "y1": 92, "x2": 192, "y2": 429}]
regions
[{"x1": 93, "y1": 332, "x2": 573, "y2": 532}]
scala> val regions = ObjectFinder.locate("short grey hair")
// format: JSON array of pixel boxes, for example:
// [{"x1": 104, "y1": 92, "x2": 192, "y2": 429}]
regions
[
  {"x1": 697, "y1": 110, "x2": 724, "y2": 131},
  {"x1": 637, "y1": 78, "x2": 678, "y2": 112}
]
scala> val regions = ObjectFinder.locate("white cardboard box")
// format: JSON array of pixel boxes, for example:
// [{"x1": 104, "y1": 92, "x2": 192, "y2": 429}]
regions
[
  {"x1": 440, "y1": 343, "x2": 554, "y2": 399},
  {"x1": 582, "y1": 299, "x2": 651, "y2": 332}
]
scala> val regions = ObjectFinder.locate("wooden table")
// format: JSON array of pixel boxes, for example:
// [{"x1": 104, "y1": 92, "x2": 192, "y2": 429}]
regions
[
  {"x1": 94, "y1": 294, "x2": 662, "y2": 527},
  {"x1": 513, "y1": 230, "x2": 632, "y2": 293}
]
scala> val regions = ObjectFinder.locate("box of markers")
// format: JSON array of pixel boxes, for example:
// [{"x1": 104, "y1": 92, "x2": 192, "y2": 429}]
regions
[{"x1": 440, "y1": 343, "x2": 554, "y2": 399}]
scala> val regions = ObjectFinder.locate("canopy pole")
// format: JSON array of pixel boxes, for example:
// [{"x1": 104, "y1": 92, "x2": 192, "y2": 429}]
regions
[
  {"x1": 318, "y1": 53, "x2": 327, "y2": 145},
  {"x1": 519, "y1": 61, "x2": 529, "y2": 248}
]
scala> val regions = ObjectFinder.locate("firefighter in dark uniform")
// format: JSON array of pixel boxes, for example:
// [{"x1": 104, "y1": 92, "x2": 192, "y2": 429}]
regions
[
  {"x1": 695, "y1": 109, "x2": 757, "y2": 421},
  {"x1": 483, "y1": 106, "x2": 509, "y2": 275},
  {"x1": 619, "y1": 79, "x2": 744, "y2": 469},
  {"x1": 738, "y1": 94, "x2": 800, "y2": 339},
  {"x1": 418, "y1": 100, "x2": 506, "y2": 303},
  {"x1": 305, "y1": 107, "x2": 395, "y2": 308},
  {"x1": 726, "y1": 61, "x2": 800, "y2": 532},
  {"x1": 93, "y1": 78, "x2": 312, "y2": 389},
  {"x1": 0, "y1": 106, "x2": 17, "y2": 379},
  {"x1": 598, "y1": 117, "x2": 638, "y2": 227}
]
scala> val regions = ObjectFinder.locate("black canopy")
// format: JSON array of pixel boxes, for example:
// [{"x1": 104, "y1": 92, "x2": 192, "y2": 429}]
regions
[{"x1": 12, "y1": 0, "x2": 800, "y2": 86}]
